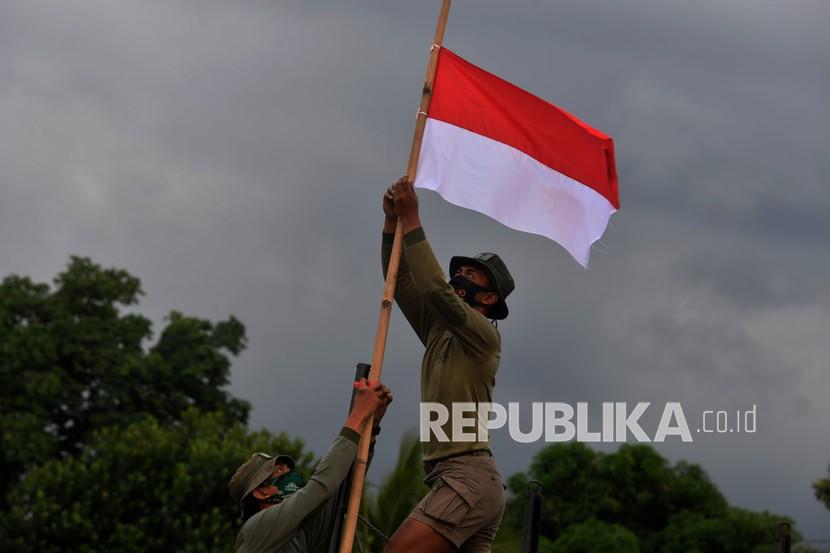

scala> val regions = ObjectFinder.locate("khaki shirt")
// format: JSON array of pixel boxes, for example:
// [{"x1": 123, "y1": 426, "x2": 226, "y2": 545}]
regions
[
  {"x1": 235, "y1": 428, "x2": 359, "y2": 553},
  {"x1": 382, "y1": 228, "x2": 500, "y2": 462}
]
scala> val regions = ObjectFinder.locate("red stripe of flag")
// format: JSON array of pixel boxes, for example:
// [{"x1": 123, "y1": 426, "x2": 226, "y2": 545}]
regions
[{"x1": 428, "y1": 48, "x2": 619, "y2": 209}]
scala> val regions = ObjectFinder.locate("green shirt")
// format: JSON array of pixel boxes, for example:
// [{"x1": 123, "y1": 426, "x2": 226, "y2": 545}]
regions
[
  {"x1": 235, "y1": 428, "x2": 359, "y2": 553},
  {"x1": 382, "y1": 228, "x2": 500, "y2": 462}
]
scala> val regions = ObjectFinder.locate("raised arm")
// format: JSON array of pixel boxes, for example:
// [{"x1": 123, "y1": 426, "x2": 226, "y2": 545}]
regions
[
  {"x1": 242, "y1": 381, "x2": 391, "y2": 551},
  {"x1": 390, "y1": 179, "x2": 500, "y2": 359},
  {"x1": 381, "y1": 181, "x2": 437, "y2": 345}
]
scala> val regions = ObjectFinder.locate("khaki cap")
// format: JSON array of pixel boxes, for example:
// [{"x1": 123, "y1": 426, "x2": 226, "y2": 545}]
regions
[{"x1": 228, "y1": 452, "x2": 296, "y2": 512}]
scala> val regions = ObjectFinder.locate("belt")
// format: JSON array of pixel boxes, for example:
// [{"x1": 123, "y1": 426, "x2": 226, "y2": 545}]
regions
[{"x1": 423, "y1": 449, "x2": 493, "y2": 473}]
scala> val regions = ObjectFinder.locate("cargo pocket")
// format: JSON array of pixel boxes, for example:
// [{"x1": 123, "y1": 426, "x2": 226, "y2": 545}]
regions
[{"x1": 422, "y1": 476, "x2": 481, "y2": 527}]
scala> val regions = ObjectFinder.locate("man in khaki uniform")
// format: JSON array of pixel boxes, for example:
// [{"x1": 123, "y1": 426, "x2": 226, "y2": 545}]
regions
[
  {"x1": 229, "y1": 379, "x2": 391, "y2": 553},
  {"x1": 381, "y1": 177, "x2": 515, "y2": 553}
]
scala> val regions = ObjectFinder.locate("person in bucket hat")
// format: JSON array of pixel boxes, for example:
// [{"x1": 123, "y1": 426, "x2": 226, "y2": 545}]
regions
[
  {"x1": 228, "y1": 453, "x2": 300, "y2": 520},
  {"x1": 448, "y1": 252, "x2": 514, "y2": 321},
  {"x1": 381, "y1": 177, "x2": 515, "y2": 553},
  {"x1": 229, "y1": 379, "x2": 392, "y2": 553}
]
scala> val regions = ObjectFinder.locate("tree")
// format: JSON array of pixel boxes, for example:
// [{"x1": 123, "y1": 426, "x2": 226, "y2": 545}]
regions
[
  {"x1": 1, "y1": 409, "x2": 312, "y2": 553},
  {"x1": 813, "y1": 465, "x2": 830, "y2": 512},
  {"x1": 659, "y1": 509, "x2": 796, "y2": 553},
  {"x1": 503, "y1": 441, "x2": 606, "y2": 537},
  {"x1": 550, "y1": 519, "x2": 640, "y2": 553},
  {"x1": 502, "y1": 442, "x2": 807, "y2": 553},
  {"x1": 0, "y1": 257, "x2": 249, "y2": 504}
]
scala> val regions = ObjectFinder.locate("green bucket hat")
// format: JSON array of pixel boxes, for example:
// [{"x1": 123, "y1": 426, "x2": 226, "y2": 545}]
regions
[
  {"x1": 450, "y1": 252, "x2": 515, "y2": 320},
  {"x1": 228, "y1": 452, "x2": 296, "y2": 515}
]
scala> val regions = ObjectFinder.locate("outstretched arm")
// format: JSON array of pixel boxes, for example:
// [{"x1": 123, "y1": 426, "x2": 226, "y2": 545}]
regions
[
  {"x1": 389, "y1": 179, "x2": 500, "y2": 359},
  {"x1": 381, "y1": 180, "x2": 437, "y2": 345},
  {"x1": 241, "y1": 381, "x2": 391, "y2": 551}
]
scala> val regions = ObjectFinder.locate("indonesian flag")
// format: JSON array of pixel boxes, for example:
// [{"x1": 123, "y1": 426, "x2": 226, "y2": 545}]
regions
[{"x1": 414, "y1": 48, "x2": 619, "y2": 268}]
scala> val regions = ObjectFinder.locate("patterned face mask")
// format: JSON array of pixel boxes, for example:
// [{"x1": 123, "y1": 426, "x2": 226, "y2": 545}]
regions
[{"x1": 263, "y1": 471, "x2": 306, "y2": 504}]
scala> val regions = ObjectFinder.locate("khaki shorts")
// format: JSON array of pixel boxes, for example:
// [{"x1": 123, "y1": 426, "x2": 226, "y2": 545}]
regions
[{"x1": 409, "y1": 453, "x2": 506, "y2": 552}]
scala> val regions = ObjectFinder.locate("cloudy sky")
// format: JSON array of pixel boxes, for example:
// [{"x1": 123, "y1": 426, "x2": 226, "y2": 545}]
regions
[{"x1": 2, "y1": 0, "x2": 829, "y2": 541}]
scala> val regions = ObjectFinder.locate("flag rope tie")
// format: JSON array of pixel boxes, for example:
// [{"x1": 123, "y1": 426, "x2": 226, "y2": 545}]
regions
[
  {"x1": 590, "y1": 240, "x2": 610, "y2": 255},
  {"x1": 430, "y1": 42, "x2": 442, "y2": 51},
  {"x1": 416, "y1": 109, "x2": 428, "y2": 119}
]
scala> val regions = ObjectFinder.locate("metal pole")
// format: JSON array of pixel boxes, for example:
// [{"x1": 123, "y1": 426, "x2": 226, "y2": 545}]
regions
[
  {"x1": 521, "y1": 481, "x2": 543, "y2": 553},
  {"x1": 774, "y1": 521, "x2": 791, "y2": 553},
  {"x1": 327, "y1": 364, "x2": 372, "y2": 553}
]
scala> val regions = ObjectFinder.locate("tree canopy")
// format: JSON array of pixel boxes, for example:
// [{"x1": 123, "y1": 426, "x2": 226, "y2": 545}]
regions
[
  {"x1": 0, "y1": 257, "x2": 250, "y2": 506},
  {"x1": 813, "y1": 465, "x2": 830, "y2": 513},
  {"x1": 0, "y1": 257, "x2": 305, "y2": 552},
  {"x1": 1, "y1": 410, "x2": 310, "y2": 553},
  {"x1": 500, "y1": 442, "x2": 810, "y2": 553}
]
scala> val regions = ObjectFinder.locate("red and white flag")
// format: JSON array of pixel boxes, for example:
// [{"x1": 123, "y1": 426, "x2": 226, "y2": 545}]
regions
[{"x1": 414, "y1": 48, "x2": 619, "y2": 268}]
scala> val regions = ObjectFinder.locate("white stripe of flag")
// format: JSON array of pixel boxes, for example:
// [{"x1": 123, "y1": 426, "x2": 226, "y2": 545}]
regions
[{"x1": 414, "y1": 48, "x2": 619, "y2": 268}]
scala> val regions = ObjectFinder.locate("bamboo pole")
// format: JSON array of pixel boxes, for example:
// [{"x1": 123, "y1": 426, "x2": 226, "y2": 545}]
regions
[{"x1": 337, "y1": 2, "x2": 452, "y2": 551}]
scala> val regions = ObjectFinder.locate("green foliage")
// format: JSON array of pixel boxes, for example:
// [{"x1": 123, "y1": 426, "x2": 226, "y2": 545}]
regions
[
  {"x1": 550, "y1": 519, "x2": 640, "y2": 553},
  {"x1": 0, "y1": 257, "x2": 293, "y2": 552},
  {"x1": 1, "y1": 409, "x2": 311, "y2": 553},
  {"x1": 360, "y1": 433, "x2": 430, "y2": 553},
  {"x1": 491, "y1": 526, "x2": 523, "y2": 553},
  {"x1": 659, "y1": 509, "x2": 791, "y2": 553},
  {"x1": 0, "y1": 257, "x2": 250, "y2": 505},
  {"x1": 813, "y1": 465, "x2": 830, "y2": 512},
  {"x1": 492, "y1": 526, "x2": 556, "y2": 553},
  {"x1": 503, "y1": 442, "x2": 720, "y2": 542},
  {"x1": 504, "y1": 443, "x2": 803, "y2": 553}
]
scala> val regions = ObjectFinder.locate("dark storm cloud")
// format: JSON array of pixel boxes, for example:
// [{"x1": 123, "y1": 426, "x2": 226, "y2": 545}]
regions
[
  {"x1": 2, "y1": 0, "x2": 829, "y2": 539},
  {"x1": 677, "y1": 249, "x2": 823, "y2": 309}
]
